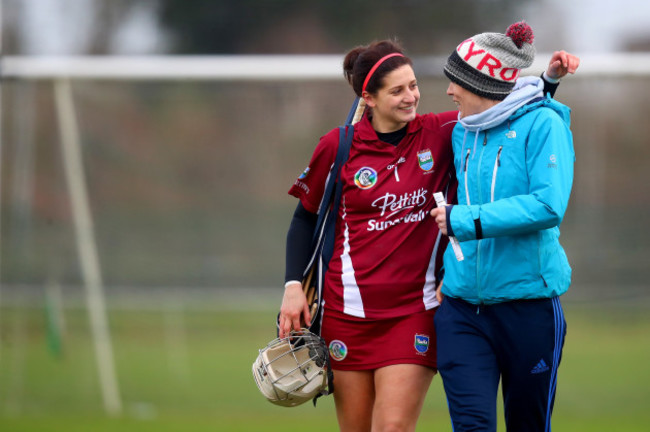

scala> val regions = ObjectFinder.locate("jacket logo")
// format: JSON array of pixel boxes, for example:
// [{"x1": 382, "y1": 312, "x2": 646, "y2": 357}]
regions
[{"x1": 417, "y1": 149, "x2": 434, "y2": 172}]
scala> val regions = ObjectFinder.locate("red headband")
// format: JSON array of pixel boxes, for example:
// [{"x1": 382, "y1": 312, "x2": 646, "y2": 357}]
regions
[{"x1": 361, "y1": 53, "x2": 404, "y2": 94}]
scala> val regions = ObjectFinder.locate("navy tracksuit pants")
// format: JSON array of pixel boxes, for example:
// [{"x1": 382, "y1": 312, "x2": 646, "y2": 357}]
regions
[{"x1": 435, "y1": 296, "x2": 566, "y2": 432}]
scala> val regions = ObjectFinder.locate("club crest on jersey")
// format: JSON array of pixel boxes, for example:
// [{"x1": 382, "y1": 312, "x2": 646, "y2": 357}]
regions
[
  {"x1": 354, "y1": 167, "x2": 378, "y2": 189},
  {"x1": 329, "y1": 340, "x2": 348, "y2": 361},
  {"x1": 298, "y1": 167, "x2": 310, "y2": 180},
  {"x1": 417, "y1": 150, "x2": 434, "y2": 172},
  {"x1": 414, "y1": 334, "x2": 430, "y2": 355}
]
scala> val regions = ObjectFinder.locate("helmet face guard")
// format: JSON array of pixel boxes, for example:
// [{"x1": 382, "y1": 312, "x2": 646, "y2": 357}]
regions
[{"x1": 252, "y1": 329, "x2": 331, "y2": 407}]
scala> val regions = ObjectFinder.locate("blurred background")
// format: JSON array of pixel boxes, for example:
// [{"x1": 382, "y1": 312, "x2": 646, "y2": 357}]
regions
[{"x1": 1, "y1": 0, "x2": 649, "y2": 431}]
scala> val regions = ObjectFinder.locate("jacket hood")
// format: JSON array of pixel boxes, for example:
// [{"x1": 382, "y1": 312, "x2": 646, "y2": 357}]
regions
[
  {"x1": 511, "y1": 93, "x2": 572, "y2": 127},
  {"x1": 458, "y1": 76, "x2": 544, "y2": 132}
]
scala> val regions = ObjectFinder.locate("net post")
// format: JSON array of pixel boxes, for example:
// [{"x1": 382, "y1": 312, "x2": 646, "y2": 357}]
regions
[{"x1": 53, "y1": 78, "x2": 123, "y2": 417}]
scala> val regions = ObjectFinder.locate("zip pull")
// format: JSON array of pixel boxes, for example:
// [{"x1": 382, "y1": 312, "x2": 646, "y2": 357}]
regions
[
  {"x1": 490, "y1": 146, "x2": 503, "y2": 202},
  {"x1": 464, "y1": 148, "x2": 472, "y2": 206}
]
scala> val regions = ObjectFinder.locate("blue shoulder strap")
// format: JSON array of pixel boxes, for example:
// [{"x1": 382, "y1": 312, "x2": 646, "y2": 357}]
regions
[
  {"x1": 312, "y1": 97, "x2": 359, "y2": 250},
  {"x1": 318, "y1": 125, "x2": 352, "y2": 266},
  {"x1": 297, "y1": 98, "x2": 359, "y2": 346}
]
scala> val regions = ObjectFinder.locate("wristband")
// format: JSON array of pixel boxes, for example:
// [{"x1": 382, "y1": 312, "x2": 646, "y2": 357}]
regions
[{"x1": 542, "y1": 70, "x2": 561, "y2": 84}]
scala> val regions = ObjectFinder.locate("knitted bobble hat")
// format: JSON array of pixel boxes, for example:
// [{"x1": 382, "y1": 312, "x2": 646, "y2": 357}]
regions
[{"x1": 444, "y1": 21, "x2": 536, "y2": 100}]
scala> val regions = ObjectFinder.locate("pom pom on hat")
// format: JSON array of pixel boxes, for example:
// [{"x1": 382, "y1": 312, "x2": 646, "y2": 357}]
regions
[
  {"x1": 443, "y1": 21, "x2": 536, "y2": 100},
  {"x1": 506, "y1": 21, "x2": 534, "y2": 48}
]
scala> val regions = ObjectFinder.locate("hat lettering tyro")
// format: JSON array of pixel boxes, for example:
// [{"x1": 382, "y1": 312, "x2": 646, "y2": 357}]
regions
[{"x1": 444, "y1": 21, "x2": 536, "y2": 100}]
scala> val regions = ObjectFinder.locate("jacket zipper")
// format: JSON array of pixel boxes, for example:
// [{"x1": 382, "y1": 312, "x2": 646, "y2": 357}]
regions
[
  {"x1": 463, "y1": 148, "x2": 471, "y2": 205},
  {"x1": 490, "y1": 146, "x2": 503, "y2": 202},
  {"x1": 475, "y1": 133, "x2": 488, "y2": 304}
]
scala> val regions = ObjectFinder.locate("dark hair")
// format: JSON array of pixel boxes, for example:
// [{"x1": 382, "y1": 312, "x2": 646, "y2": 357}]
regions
[{"x1": 343, "y1": 39, "x2": 412, "y2": 96}]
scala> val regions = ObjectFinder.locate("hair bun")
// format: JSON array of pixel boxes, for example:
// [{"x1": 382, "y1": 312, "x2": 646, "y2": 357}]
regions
[{"x1": 505, "y1": 21, "x2": 534, "y2": 48}]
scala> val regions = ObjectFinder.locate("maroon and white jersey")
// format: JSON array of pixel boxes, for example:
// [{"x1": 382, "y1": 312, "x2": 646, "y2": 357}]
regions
[{"x1": 289, "y1": 111, "x2": 457, "y2": 319}]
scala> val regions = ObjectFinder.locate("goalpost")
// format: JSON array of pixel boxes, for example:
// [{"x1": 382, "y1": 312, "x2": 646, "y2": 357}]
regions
[{"x1": 1, "y1": 52, "x2": 649, "y2": 417}]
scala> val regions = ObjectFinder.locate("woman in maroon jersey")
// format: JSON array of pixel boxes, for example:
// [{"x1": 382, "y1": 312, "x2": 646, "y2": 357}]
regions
[{"x1": 279, "y1": 39, "x2": 578, "y2": 431}]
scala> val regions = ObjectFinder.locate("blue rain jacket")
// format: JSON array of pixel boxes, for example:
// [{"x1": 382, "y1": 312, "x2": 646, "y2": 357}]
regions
[{"x1": 442, "y1": 78, "x2": 575, "y2": 304}]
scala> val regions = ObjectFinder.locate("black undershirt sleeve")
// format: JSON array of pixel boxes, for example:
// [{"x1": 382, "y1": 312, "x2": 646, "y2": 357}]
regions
[
  {"x1": 541, "y1": 73, "x2": 560, "y2": 98},
  {"x1": 285, "y1": 201, "x2": 318, "y2": 283}
]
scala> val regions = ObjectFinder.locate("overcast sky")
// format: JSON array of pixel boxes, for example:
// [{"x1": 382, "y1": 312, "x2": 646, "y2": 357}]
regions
[
  {"x1": 6, "y1": 0, "x2": 650, "y2": 55},
  {"x1": 523, "y1": 0, "x2": 650, "y2": 53}
]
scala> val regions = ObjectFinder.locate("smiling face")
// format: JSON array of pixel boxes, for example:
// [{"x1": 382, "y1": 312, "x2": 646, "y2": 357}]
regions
[
  {"x1": 364, "y1": 64, "x2": 419, "y2": 133},
  {"x1": 446, "y1": 81, "x2": 499, "y2": 119}
]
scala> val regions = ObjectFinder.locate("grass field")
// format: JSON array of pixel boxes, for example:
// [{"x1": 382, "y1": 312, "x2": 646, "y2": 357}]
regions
[{"x1": 1, "y1": 300, "x2": 649, "y2": 431}]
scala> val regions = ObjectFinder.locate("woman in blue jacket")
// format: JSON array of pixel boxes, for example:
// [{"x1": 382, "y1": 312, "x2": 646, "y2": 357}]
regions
[{"x1": 431, "y1": 22, "x2": 575, "y2": 432}]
